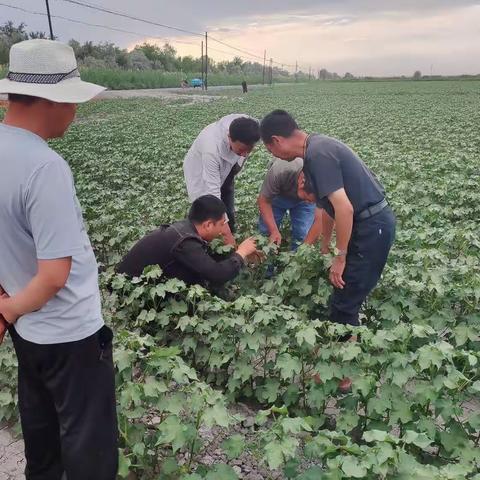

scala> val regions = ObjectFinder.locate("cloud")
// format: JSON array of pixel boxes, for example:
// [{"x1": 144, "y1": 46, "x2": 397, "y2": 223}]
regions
[
  {"x1": 193, "y1": 3, "x2": 480, "y2": 76},
  {"x1": 3, "y1": 0, "x2": 479, "y2": 75}
]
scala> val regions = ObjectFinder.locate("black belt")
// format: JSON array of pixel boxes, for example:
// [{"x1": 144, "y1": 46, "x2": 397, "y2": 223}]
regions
[{"x1": 356, "y1": 198, "x2": 388, "y2": 221}]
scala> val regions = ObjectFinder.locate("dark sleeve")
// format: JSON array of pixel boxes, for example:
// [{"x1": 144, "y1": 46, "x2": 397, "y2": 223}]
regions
[
  {"x1": 307, "y1": 149, "x2": 344, "y2": 200},
  {"x1": 173, "y1": 239, "x2": 244, "y2": 284}
]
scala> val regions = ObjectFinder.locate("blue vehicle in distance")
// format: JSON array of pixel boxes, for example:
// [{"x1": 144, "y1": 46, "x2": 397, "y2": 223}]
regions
[{"x1": 190, "y1": 78, "x2": 204, "y2": 88}]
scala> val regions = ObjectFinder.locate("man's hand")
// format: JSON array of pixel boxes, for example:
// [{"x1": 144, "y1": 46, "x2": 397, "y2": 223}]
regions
[
  {"x1": 269, "y1": 230, "x2": 282, "y2": 246},
  {"x1": 321, "y1": 244, "x2": 330, "y2": 255},
  {"x1": 236, "y1": 237, "x2": 258, "y2": 259},
  {"x1": 329, "y1": 256, "x2": 346, "y2": 289},
  {"x1": 0, "y1": 294, "x2": 18, "y2": 325}
]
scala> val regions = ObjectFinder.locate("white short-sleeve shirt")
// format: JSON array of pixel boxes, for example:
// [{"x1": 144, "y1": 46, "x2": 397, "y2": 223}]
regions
[{"x1": 183, "y1": 114, "x2": 252, "y2": 202}]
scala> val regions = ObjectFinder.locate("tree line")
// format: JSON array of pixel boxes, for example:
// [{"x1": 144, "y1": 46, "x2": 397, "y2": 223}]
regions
[{"x1": 0, "y1": 21, "x2": 300, "y2": 78}]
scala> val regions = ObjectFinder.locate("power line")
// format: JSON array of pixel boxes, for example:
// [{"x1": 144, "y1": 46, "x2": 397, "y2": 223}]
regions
[
  {"x1": 0, "y1": 2, "x2": 265, "y2": 62},
  {"x1": 2, "y1": 0, "x2": 307, "y2": 72},
  {"x1": 56, "y1": 0, "x2": 203, "y2": 37},
  {"x1": 56, "y1": 0, "x2": 302, "y2": 70},
  {"x1": 208, "y1": 35, "x2": 265, "y2": 62},
  {"x1": 208, "y1": 35, "x2": 298, "y2": 69},
  {"x1": 0, "y1": 2, "x2": 197, "y2": 48}
]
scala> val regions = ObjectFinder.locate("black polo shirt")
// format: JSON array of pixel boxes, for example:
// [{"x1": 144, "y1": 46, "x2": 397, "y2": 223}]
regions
[
  {"x1": 117, "y1": 220, "x2": 244, "y2": 286},
  {"x1": 303, "y1": 134, "x2": 385, "y2": 218}
]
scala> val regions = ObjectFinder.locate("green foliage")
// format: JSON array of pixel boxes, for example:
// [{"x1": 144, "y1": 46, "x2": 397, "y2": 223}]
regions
[{"x1": 1, "y1": 81, "x2": 479, "y2": 478}]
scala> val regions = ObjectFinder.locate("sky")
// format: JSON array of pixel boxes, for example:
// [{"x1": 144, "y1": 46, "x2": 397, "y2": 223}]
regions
[{"x1": 1, "y1": 0, "x2": 479, "y2": 76}]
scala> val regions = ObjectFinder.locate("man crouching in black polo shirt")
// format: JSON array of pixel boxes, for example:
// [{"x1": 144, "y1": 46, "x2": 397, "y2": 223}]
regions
[{"x1": 117, "y1": 195, "x2": 257, "y2": 289}]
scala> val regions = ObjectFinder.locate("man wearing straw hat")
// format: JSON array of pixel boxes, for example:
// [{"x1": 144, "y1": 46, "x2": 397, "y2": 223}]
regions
[{"x1": 0, "y1": 40, "x2": 117, "y2": 479}]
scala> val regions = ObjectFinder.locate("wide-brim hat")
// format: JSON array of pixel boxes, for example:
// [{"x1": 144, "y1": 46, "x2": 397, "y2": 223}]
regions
[{"x1": 0, "y1": 39, "x2": 105, "y2": 103}]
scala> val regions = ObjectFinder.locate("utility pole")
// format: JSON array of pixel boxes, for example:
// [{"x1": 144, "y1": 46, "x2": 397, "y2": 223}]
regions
[
  {"x1": 204, "y1": 32, "x2": 208, "y2": 91},
  {"x1": 308, "y1": 66, "x2": 311, "y2": 81},
  {"x1": 295, "y1": 60, "x2": 298, "y2": 82},
  {"x1": 262, "y1": 50, "x2": 266, "y2": 85},
  {"x1": 269, "y1": 58, "x2": 273, "y2": 85},
  {"x1": 201, "y1": 41, "x2": 204, "y2": 91},
  {"x1": 45, "y1": 0, "x2": 54, "y2": 39}
]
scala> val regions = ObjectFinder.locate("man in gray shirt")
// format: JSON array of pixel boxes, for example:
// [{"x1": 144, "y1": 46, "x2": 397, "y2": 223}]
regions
[
  {"x1": 260, "y1": 110, "x2": 396, "y2": 329},
  {"x1": 257, "y1": 158, "x2": 323, "y2": 250},
  {"x1": 0, "y1": 40, "x2": 117, "y2": 479}
]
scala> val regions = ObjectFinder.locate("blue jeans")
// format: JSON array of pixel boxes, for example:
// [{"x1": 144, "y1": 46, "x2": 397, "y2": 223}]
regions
[{"x1": 258, "y1": 196, "x2": 316, "y2": 251}]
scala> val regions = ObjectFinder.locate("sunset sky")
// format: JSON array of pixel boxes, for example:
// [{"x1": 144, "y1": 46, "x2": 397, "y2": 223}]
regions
[{"x1": 2, "y1": 0, "x2": 479, "y2": 76}]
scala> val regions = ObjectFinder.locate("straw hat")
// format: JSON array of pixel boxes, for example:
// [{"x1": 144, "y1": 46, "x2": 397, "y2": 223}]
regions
[{"x1": 0, "y1": 39, "x2": 105, "y2": 103}]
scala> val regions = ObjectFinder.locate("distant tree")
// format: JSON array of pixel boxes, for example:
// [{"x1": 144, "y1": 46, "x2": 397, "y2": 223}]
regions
[
  {"x1": 178, "y1": 55, "x2": 201, "y2": 73},
  {"x1": 1, "y1": 19, "x2": 300, "y2": 79},
  {"x1": 29, "y1": 31, "x2": 51, "y2": 39},
  {"x1": 0, "y1": 21, "x2": 28, "y2": 64},
  {"x1": 115, "y1": 49, "x2": 130, "y2": 69},
  {"x1": 344, "y1": 72, "x2": 355, "y2": 80},
  {"x1": 68, "y1": 39, "x2": 82, "y2": 58},
  {"x1": 128, "y1": 49, "x2": 152, "y2": 70},
  {"x1": 413, "y1": 70, "x2": 422, "y2": 80},
  {"x1": 158, "y1": 43, "x2": 177, "y2": 71},
  {"x1": 0, "y1": 21, "x2": 28, "y2": 43},
  {"x1": 82, "y1": 56, "x2": 108, "y2": 69},
  {"x1": 0, "y1": 38, "x2": 8, "y2": 65}
]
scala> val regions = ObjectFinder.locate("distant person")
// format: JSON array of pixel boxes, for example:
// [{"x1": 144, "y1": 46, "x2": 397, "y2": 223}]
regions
[
  {"x1": 0, "y1": 40, "x2": 117, "y2": 479},
  {"x1": 260, "y1": 110, "x2": 396, "y2": 328},
  {"x1": 258, "y1": 158, "x2": 324, "y2": 250},
  {"x1": 117, "y1": 195, "x2": 257, "y2": 289},
  {"x1": 242, "y1": 80, "x2": 248, "y2": 93},
  {"x1": 183, "y1": 114, "x2": 260, "y2": 245},
  {"x1": 181, "y1": 79, "x2": 188, "y2": 89}
]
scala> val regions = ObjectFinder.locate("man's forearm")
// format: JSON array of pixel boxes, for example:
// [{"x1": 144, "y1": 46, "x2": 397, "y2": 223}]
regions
[
  {"x1": 321, "y1": 210, "x2": 335, "y2": 250},
  {"x1": 0, "y1": 258, "x2": 72, "y2": 324},
  {"x1": 0, "y1": 275, "x2": 63, "y2": 323},
  {"x1": 257, "y1": 196, "x2": 279, "y2": 235},
  {"x1": 304, "y1": 208, "x2": 323, "y2": 245},
  {"x1": 333, "y1": 206, "x2": 353, "y2": 251}
]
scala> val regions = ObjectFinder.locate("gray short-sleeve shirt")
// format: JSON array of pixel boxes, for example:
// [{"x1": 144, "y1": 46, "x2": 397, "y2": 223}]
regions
[
  {"x1": 260, "y1": 158, "x2": 303, "y2": 200},
  {"x1": 303, "y1": 134, "x2": 385, "y2": 218},
  {"x1": 0, "y1": 124, "x2": 103, "y2": 344}
]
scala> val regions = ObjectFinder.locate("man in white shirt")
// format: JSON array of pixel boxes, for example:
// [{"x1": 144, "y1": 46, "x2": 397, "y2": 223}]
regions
[{"x1": 183, "y1": 114, "x2": 260, "y2": 244}]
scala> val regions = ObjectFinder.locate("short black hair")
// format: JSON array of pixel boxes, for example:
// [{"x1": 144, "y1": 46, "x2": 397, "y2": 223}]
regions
[
  {"x1": 7, "y1": 93, "x2": 41, "y2": 105},
  {"x1": 260, "y1": 110, "x2": 299, "y2": 143},
  {"x1": 229, "y1": 117, "x2": 260, "y2": 145},
  {"x1": 188, "y1": 195, "x2": 226, "y2": 223}
]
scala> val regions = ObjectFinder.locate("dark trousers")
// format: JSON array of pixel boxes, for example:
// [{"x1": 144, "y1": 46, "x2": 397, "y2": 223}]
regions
[
  {"x1": 10, "y1": 325, "x2": 118, "y2": 480},
  {"x1": 221, "y1": 167, "x2": 237, "y2": 233},
  {"x1": 330, "y1": 207, "x2": 396, "y2": 326}
]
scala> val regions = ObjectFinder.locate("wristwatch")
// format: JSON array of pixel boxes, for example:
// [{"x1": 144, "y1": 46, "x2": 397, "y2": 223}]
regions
[{"x1": 334, "y1": 248, "x2": 348, "y2": 257}]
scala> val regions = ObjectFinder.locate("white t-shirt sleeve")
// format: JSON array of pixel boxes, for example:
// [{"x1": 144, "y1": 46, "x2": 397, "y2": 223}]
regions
[{"x1": 25, "y1": 160, "x2": 86, "y2": 260}]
